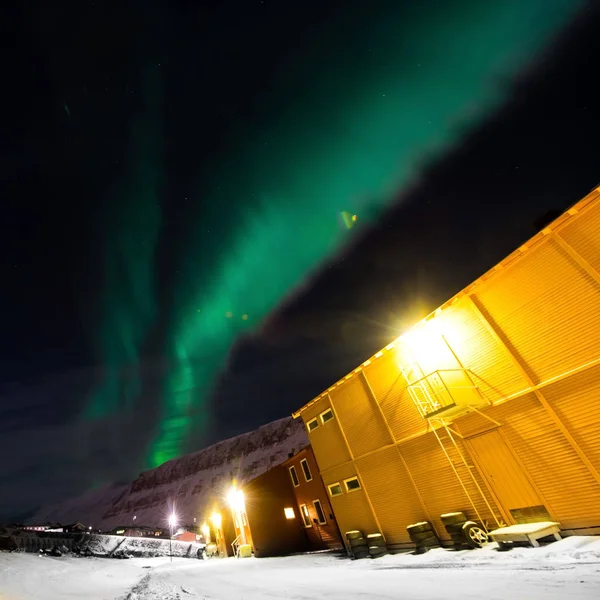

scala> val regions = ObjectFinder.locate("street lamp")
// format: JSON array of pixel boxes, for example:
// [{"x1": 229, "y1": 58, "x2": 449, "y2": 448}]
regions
[
  {"x1": 226, "y1": 485, "x2": 247, "y2": 546},
  {"x1": 201, "y1": 522, "x2": 210, "y2": 544},
  {"x1": 168, "y1": 512, "x2": 178, "y2": 562},
  {"x1": 210, "y1": 512, "x2": 223, "y2": 557}
]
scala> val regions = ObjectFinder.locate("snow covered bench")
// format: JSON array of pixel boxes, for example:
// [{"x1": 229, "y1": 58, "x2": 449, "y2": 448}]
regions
[{"x1": 488, "y1": 522, "x2": 561, "y2": 548}]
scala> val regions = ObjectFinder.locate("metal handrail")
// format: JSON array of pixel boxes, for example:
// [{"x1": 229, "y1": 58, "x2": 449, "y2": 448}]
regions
[
  {"x1": 406, "y1": 368, "x2": 478, "y2": 388},
  {"x1": 231, "y1": 533, "x2": 242, "y2": 557}
]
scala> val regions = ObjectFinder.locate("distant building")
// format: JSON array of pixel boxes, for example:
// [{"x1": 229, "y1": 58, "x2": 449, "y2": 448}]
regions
[
  {"x1": 63, "y1": 522, "x2": 88, "y2": 533},
  {"x1": 109, "y1": 525, "x2": 165, "y2": 538},
  {"x1": 201, "y1": 462, "x2": 318, "y2": 558},
  {"x1": 172, "y1": 529, "x2": 203, "y2": 543},
  {"x1": 22, "y1": 524, "x2": 54, "y2": 532}
]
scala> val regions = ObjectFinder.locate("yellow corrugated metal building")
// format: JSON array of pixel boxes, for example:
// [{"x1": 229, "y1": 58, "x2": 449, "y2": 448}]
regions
[{"x1": 292, "y1": 186, "x2": 600, "y2": 551}]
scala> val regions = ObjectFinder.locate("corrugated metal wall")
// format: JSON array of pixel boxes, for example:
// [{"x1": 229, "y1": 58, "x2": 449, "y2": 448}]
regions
[
  {"x1": 399, "y1": 432, "x2": 500, "y2": 533},
  {"x1": 543, "y1": 365, "x2": 600, "y2": 473},
  {"x1": 364, "y1": 353, "x2": 426, "y2": 442},
  {"x1": 330, "y1": 376, "x2": 393, "y2": 456},
  {"x1": 298, "y1": 187, "x2": 600, "y2": 543},
  {"x1": 323, "y1": 463, "x2": 379, "y2": 539},
  {"x1": 301, "y1": 399, "x2": 351, "y2": 472},
  {"x1": 474, "y1": 239, "x2": 600, "y2": 384},
  {"x1": 355, "y1": 446, "x2": 425, "y2": 547}
]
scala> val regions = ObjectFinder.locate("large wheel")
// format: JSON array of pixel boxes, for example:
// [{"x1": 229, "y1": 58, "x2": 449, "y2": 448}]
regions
[{"x1": 462, "y1": 522, "x2": 489, "y2": 549}]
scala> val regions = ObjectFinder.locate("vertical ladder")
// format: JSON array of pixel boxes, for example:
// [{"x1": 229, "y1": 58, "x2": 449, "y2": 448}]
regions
[{"x1": 432, "y1": 421, "x2": 502, "y2": 530}]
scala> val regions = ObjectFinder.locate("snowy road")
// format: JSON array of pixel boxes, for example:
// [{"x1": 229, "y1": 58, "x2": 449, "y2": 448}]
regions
[{"x1": 2, "y1": 537, "x2": 600, "y2": 600}]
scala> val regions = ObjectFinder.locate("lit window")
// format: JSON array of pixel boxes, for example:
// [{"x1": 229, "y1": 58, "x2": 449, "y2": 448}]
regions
[
  {"x1": 307, "y1": 418, "x2": 319, "y2": 432},
  {"x1": 300, "y1": 458, "x2": 312, "y2": 482},
  {"x1": 313, "y1": 500, "x2": 326, "y2": 524},
  {"x1": 284, "y1": 507, "x2": 295, "y2": 519},
  {"x1": 320, "y1": 408, "x2": 334, "y2": 424},
  {"x1": 289, "y1": 466, "x2": 300, "y2": 487},
  {"x1": 344, "y1": 476, "x2": 361, "y2": 493},
  {"x1": 300, "y1": 504, "x2": 312, "y2": 528},
  {"x1": 328, "y1": 482, "x2": 343, "y2": 497}
]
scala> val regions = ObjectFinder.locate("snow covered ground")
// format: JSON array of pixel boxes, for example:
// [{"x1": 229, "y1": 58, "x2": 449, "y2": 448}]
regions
[{"x1": 1, "y1": 536, "x2": 600, "y2": 600}]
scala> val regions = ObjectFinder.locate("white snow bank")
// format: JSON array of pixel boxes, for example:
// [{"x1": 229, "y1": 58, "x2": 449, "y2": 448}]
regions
[{"x1": 2, "y1": 536, "x2": 599, "y2": 600}]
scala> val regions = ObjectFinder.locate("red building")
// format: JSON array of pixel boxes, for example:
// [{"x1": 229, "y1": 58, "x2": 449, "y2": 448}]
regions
[
  {"x1": 282, "y1": 446, "x2": 343, "y2": 550},
  {"x1": 172, "y1": 529, "x2": 203, "y2": 543}
]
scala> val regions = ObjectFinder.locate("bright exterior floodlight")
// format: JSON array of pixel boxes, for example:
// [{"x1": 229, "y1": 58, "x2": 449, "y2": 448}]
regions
[{"x1": 226, "y1": 486, "x2": 245, "y2": 513}]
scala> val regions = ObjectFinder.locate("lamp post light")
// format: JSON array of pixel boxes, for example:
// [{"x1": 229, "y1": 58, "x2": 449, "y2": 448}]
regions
[
  {"x1": 210, "y1": 511, "x2": 223, "y2": 556},
  {"x1": 201, "y1": 522, "x2": 211, "y2": 544},
  {"x1": 168, "y1": 512, "x2": 177, "y2": 562},
  {"x1": 226, "y1": 485, "x2": 247, "y2": 546}
]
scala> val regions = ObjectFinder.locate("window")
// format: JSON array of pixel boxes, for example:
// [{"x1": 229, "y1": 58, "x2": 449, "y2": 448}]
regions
[
  {"x1": 328, "y1": 482, "x2": 343, "y2": 497},
  {"x1": 289, "y1": 465, "x2": 300, "y2": 487},
  {"x1": 299, "y1": 504, "x2": 312, "y2": 527},
  {"x1": 300, "y1": 458, "x2": 312, "y2": 482},
  {"x1": 344, "y1": 476, "x2": 361, "y2": 492},
  {"x1": 307, "y1": 418, "x2": 319, "y2": 432},
  {"x1": 313, "y1": 500, "x2": 326, "y2": 524},
  {"x1": 284, "y1": 507, "x2": 295, "y2": 520},
  {"x1": 320, "y1": 408, "x2": 334, "y2": 424}
]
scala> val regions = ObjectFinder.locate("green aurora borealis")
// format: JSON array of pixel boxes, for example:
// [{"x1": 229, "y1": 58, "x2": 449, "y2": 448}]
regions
[{"x1": 87, "y1": 0, "x2": 582, "y2": 468}]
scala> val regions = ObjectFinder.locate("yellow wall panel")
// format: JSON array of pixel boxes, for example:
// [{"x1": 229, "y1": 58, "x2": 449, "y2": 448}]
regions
[
  {"x1": 474, "y1": 239, "x2": 600, "y2": 384},
  {"x1": 441, "y1": 298, "x2": 528, "y2": 403},
  {"x1": 399, "y1": 432, "x2": 499, "y2": 537},
  {"x1": 363, "y1": 352, "x2": 425, "y2": 441},
  {"x1": 542, "y1": 365, "x2": 600, "y2": 475},
  {"x1": 487, "y1": 395, "x2": 600, "y2": 529},
  {"x1": 302, "y1": 399, "x2": 351, "y2": 472},
  {"x1": 323, "y1": 463, "x2": 379, "y2": 538},
  {"x1": 559, "y1": 199, "x2": 600, "y2": 274},
  {"x1": 356, "y1": 446, "x2": 425, "y2": 546},
  {"x1": 330, "y1": 374, "x2": 393, "y2": 457}
]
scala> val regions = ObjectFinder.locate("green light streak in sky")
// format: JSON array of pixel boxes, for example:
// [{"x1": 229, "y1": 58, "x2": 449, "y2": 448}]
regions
[
  {"x1": 86, "y1": 57, "x2": 163, "y2": 418},
  {"x1": 146, "y1": 0, "x2": 582, "y2": 466}
]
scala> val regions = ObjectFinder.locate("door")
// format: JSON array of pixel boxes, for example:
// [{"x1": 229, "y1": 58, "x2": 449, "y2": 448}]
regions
[{"x1": 467, "y1": 429, "x2": 545, "y2": 523}]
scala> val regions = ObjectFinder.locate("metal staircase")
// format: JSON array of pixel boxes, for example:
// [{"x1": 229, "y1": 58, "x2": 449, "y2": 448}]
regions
[
  {"x1": 400, "y1": 343, "x2": 503, "y2": 530},
  {"x1": 431, "y1": 421, "x2": 502, "y2": 529}
]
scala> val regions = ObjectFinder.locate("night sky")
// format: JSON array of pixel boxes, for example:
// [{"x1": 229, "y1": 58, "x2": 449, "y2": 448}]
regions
[{"x1": 2, "y1": 0, "x2": 599, "y2": 521}]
